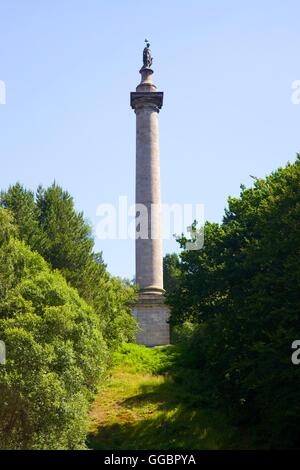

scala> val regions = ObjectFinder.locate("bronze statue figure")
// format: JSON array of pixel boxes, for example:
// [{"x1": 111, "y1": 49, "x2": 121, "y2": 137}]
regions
[{"x1": 143, "y1": 39, "x2": 153, "y2": 68}]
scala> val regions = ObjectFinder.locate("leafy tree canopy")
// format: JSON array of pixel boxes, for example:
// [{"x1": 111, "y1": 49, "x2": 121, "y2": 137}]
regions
[{"x1": 165, "y1": 156, "x2": 300, "y2": 448}]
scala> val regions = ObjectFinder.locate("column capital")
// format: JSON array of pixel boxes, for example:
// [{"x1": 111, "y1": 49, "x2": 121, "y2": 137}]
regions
[{"x1": 130, "y1": 92, "x2": 164, "y2": 112}]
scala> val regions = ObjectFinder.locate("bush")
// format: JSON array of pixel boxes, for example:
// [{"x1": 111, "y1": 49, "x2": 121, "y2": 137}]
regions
[
  {"x1": 0, "y1": 213, "x2": 108, "y2": 449},
  {"x1": 113, "y1": 343, "x2": 176, "y2": 375}
]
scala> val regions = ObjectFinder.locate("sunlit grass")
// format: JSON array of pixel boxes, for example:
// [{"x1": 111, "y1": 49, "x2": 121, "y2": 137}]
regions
[{"x1": 87, "y1": 343, "x2": 244, "y2": 450}]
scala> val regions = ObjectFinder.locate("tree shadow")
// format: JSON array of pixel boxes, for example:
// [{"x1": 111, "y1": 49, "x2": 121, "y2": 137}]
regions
[
  {"x1": 119, "y1": 377, "x2": 205, "y2": 412},
  {"x1": 87, "y1": 377, "x2": 241, "y2": 450}
]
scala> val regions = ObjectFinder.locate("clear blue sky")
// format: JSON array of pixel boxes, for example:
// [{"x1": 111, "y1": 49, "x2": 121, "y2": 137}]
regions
[{"x1": 1, "y1": 0, "x2": 300, "y2": 279}]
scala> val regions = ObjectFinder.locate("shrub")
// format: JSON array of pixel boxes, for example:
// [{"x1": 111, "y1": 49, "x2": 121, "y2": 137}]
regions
[{"x1": 0, "y1": 224, "x2": 108, "y2": 449}]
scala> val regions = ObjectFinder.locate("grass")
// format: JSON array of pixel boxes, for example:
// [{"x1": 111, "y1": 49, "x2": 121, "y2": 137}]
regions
[{"x1": 87, "y1": 343, "x2": 245, "y2": 450}]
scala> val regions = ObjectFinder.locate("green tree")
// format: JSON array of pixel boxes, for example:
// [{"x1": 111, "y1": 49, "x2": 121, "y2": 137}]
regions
[
  {"x1": 35, "y1": 184, "x2": 95, "y2": 285},
  {"x1": 0, "y1": 208, "x2": 108, "y2": 449},
  {"x1": 1, "y1": 183, "x2": 137, "y2": 349},
  {"x1": 163, "y1": 253, "x2": 181, "y2": 294},
  {"x1": 0, "y1": 183, "x2": 42, "y2": 250},
  {"x1": 167, "y1": 157, "x2": 300, "y2": 448}
]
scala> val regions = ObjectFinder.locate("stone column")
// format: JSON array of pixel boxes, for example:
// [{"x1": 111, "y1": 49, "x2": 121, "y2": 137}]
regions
[{"x1": 130, "y1": 55, "x2": 170, "y2": 347}]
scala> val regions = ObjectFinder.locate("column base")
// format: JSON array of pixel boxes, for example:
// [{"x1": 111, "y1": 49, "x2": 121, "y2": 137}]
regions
[{"x1": 132, "y1": 295, "x2": 170, "y2": 347}]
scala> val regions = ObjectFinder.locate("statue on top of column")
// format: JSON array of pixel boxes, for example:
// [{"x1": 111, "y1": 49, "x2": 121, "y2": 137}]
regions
[{"x1": 143, "y1": 40, "x2": 153, "y2": 69}]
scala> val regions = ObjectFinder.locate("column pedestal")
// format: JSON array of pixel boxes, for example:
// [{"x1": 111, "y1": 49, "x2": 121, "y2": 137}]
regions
[{"x1": 132, "y1": 295, "x2": 170, "y2": 347}]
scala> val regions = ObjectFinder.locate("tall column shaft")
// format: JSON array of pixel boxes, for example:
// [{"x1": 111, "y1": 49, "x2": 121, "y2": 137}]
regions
[
  {"x1": 135, "y1": 104, "x2": 163, "y2": 294},
  {"x1": 130, "y1": 58, "x2": 169, "y2": 347}
]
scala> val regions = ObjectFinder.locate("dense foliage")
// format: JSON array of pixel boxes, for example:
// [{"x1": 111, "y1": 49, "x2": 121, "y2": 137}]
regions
[
  {"x1": 1, "y1": 183, "x2": 137, "y2": 348},
  {"x1": 165, "y1": 157, "x2": 300, "y2": 448},
  {"x1": 0, "y1": 184, "x2": 137, "y2": 449}
]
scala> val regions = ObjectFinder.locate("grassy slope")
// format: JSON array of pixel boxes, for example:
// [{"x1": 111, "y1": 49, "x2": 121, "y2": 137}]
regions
[{"x1": 87, "y1": 344, "x2": 245, "y2": 450}]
